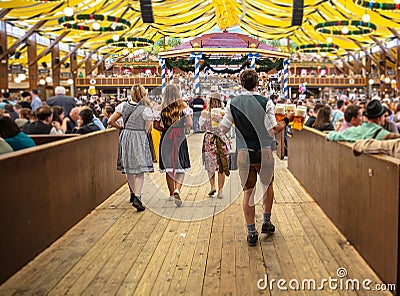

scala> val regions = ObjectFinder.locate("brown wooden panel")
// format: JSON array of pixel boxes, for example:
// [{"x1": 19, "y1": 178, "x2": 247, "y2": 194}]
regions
[
  {"x1": 288, "y1": 127, "x2": 400, "y2": 287},
  {"x1": 275, "y1": 130, "x2": 285, "y2": 160},
  {"x1": 29, "y1": 134, "x2": 79, "y2": 145},
  {"x1": 0, "y1": 129, "x2": 126, "y2": 284}
]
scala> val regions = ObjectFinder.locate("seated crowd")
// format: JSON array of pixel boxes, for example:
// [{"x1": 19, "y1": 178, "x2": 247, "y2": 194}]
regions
[
  {"x1": 2, "y1": 83, "x2": 400, "y2": 160},
  {"x1": 0, "y1": 86, "x2": 110, "y2": 155}
]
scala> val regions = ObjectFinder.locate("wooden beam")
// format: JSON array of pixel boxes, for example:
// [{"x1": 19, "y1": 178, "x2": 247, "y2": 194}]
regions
[
  {"x1": 70, "y1": 50, "x2": 78, "y2": 96},
  {"x1": 0, "y1": 20, "x2": 46, "y2": 61},
  {"x1": 52, "y1": 42, "x2": 60, "y2": 93},
  {"x1": 338, "y1": 56, "x2": 355, "y2": 74},
  {"x1": 29, "y1": 31, "x2": 69, "y2": 66},
  {"x1": 0, "y1": 9, "x2": 12, "y2": 18},
  {"x1": 379, "y1": 50, "x2": 386, "y2": 97},
  {"x1": 333, "y1": 63, "x2": 344, "y2": 74},
  {"x1": 0, "y1": 20, "x2": 8, "y2": 91},
  {"x1": 388, "y1": 27, "x2": 400, "y2": 41},
  {"x1": 86, "y1": 54, "x2": 110, "y2": 75},
  {"x1": 397, "y1": 43, "x2": 400, "y2": 95},
  {"x1": 85, "y1": 56, "x2": 92, "y2": 76},
  {"x1": 370, "y1": 36, "x2": 396, "y2": 61},
  {"x1": 27, "y1": 33, "x2": 38, "y2": 92},
  {"x1": 353, "y1": 40, "x2": 381, "y2": 69},
  {"x1": 53, "y1": 40, "x2": 86, "y2": 70},
  {"x1": 347, "y1": 51, "x2": 367, "y2": 71},
  {"x1": 74, "y1": 49, "x2": 99, "y2": 71}
]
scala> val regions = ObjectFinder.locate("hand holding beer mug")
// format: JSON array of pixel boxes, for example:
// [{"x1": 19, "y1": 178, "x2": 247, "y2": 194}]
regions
[
  {"x1": 211, "y1": 108, "x2": 222, "y2": 127},
  {"x1": 292, "y1": 106, "x2": 307, "y2": 130},
  {"x1": 275, "y1": 104, "x2": 286, "y2": 122}
]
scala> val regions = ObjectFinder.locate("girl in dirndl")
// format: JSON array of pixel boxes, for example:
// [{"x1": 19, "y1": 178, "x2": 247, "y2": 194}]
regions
[
  {"x1": 108, "y1": 84, "x2": 154, "y2": 212},
  {"x1": 153, "y1": 85, "x2": 193, "y2": 206},
  {"x1": 200, "y1": 92, "x2": 231, "y2": 198}
]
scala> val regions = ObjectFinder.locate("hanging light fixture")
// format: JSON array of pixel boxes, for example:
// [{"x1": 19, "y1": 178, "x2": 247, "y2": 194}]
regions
[
  {"x1": 368, "y1": 79, "x2": 374, "y2": 85},
  {"x1": 395, "y1": 0, "x2": 400, "y2": 4},
  {"x1": 45, "y1": 76, "x2": 53, "y2": 83},
  {"x1": 63, "y1": 0, "x2": 74, "y2": 17},
  {"x1": 384, "y1": 77, "x2": 391, "y2": 84},
  {"x1": 341, "y1": 26, "x2": 349, "y2": 34},
  {"x1": 122, "y1": 49, "x2": 129, "y2": 55},
  {"x1": 14, "y1": 77, "x2": 21, "y2": 84},
  {"x1": 39, "y1": 79, "x2": 46, "y2": 85},
  {"x1": 127, "y1": 42, "x2": 134, "y2": 48},
  {"x1": 362, "y1": 13, "x2": 370, "y2": 23},
  {"x1": 67, "y1": 78, "x2": 74, "y2": 85},
  {"x1": 112, "y1": 34, "x2": 119, "y2": 42},
  {"x1": 63, "y1": 7, "x2": 74, "y2": 17},
  {"x1": 326, "y1": 36, "x2": 333, "y2": 43},
  {"x1": 18, "y1": 73, "x2": 27, "y2": 80},
  {"x1": 92, "y1": 22, "x2": 101, "y2": 31}
]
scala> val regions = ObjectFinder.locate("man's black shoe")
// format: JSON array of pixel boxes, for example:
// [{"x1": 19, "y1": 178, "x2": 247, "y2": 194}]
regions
[
  {"x1": 247, "y1": 233, "x2": 258, "y2": 246},
  {"x1": 129, "y1": 194, "x2": 135, "y2": 203},
  {"x1": 261, "y1": 221, "x2": 275, "y2": 234},
  {"x1": 132, "y1": 196, "x2": 145, "y2": 212}
]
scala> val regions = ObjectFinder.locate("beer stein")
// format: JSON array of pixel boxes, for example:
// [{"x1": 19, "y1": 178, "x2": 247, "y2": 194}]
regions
[{"x1": 292, "y1": 106, "x2": 307, "y2": 130}]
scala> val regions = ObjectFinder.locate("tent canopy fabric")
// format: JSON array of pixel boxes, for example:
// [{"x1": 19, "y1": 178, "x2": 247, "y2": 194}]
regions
[{"x1": 1, "y1": 0, "x2": 400, "y2": 57}]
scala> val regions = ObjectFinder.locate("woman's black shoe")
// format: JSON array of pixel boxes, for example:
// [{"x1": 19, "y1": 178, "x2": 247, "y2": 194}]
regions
[
  {"x1": 129, "y1": 193, "x2": 135, "y2": 204},
  {"x1": 132, "y1": 195, "x2": 145, "y2": 211}
]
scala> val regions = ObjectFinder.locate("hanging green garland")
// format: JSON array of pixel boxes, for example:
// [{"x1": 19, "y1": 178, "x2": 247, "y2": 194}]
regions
[
  {"x1": 314, "y1": 20, "x2": 376, "y2": 35},
  {"x1": 165, "y1": 56, "x2": 284, "y2": 74},
  {"x1": 353, "y1": 0, "x2": 400, "y2": 10},
  {"x1": 58, "y1": 14, "x2": 131, "y2": 32},
  {"x1": 298, "y1": 43, "x2": 339, "y2": 53},
  {"x1": 105, "y1": 37, "x2": 154, "y2": 48}
]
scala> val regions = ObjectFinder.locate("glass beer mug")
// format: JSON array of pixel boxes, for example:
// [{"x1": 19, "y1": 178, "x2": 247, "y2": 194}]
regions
[
  {"x1": 292, "y1": 106, "x2": 307, "y2": 130},
  {"x1": 275, "y1": 104, "x2": 286, "y2": 122},
  {"x1": 211, "y1": 108, "x2": 222, "y2": 127}
]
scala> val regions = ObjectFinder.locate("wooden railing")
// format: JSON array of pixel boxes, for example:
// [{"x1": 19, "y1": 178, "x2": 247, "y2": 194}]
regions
[
  {"x1": 0, "y1": 129, "x2": 126, "y2": 284},
  {"x1": 288, "y1": 127, "x2": 400, "y2": 288},
  {"x1": 76, "y1": 76, "x2": 366, "y2": 88},
  {"x1": 76, "y1": 77, "x2": 167, "y2": 87},
  {"x1": 288, "y1": 76, "x2": 366, "y2": 87},
  {"x1": 29, "y1": 134, "x2": 79, "y2": 146}
]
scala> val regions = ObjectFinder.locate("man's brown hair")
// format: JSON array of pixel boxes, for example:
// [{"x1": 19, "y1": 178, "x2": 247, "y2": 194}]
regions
[
  {"x1": 35, "y1": 106, "x2": 53, "y2": 121},
  {"x1": 240, "y1": 69, "x2": 258, "y2": 91},
  {"x1": 344, "y1": 104, "x2": 362, "y2": 123}
]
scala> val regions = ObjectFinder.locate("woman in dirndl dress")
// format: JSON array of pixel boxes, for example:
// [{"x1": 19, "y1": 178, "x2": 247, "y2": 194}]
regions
[
  {"x1": 108, "y1": 84, "x2": 154, "y2": 212},
  {"x1": 153, "y1": 84, "x2": 193, "y2": 206},
  {"x1": 200, "y1": 92, "x2": 231, "y2": 198}
]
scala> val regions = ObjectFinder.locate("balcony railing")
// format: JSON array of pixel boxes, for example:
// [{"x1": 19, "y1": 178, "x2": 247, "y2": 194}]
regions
[
  {"x1": 288, "y1": 76, "x2": 366, "y2": 87},
  {"x1": 76, "y1": 77, "x2": 165, "y2": 87},
  {"x1": 76, "y1": 76, "x2": 367, "y2": 88}
]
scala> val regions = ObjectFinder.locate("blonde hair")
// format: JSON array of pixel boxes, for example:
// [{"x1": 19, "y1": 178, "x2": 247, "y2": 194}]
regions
[
  {"x1": 206, "y1": 92, "x2": 223, "y2": 111},
  {"x1": 160, "y1": 85, "x2": 186, "y2": 128},
  {"x1": 131, "y1": 84, "x2": 151, "y2": 107}
]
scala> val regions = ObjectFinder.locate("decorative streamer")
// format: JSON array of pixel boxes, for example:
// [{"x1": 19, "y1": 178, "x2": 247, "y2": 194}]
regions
[
  {"x1": 190, "y1": 51, "x2": 202, "y2": 94},
  {"x1": 277, "y1": 69, "x2": 282, "y2": 91},
  {"x1": 168, "y1": 68, "x2": 173, "y2": 84},
  {"x1": 159, "y1": 58, "x2": 166, "y2": 97},
  {"x1": 248, "y1": 52, "x2": 260, "y2": 69},
  {"x1": 283, "y1": 58, "x2": 290, "y2": 99},
  {"x1": 204, "y1": 66, "x2": 209, "y2": 82}
]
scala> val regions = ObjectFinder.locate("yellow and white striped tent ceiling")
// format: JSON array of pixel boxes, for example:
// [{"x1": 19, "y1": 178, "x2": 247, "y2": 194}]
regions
[{"x1": 1, "y1": 0, "x2": 400, "y2": 57}]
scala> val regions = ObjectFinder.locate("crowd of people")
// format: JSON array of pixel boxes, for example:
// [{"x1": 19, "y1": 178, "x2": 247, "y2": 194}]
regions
[{"x1": 2, "y1": 68, "x2": 400, "y2": 247}]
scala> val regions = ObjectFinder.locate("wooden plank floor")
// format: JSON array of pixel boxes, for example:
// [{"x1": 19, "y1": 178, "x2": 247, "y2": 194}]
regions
[{"x1": 0, "y1": 133, "x2": 392, "y2": 295}]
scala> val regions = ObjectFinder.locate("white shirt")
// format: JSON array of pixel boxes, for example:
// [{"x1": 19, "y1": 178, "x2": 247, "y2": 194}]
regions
[{"x1": 220, "y1": 91, "x2": 277, "y2": 135}]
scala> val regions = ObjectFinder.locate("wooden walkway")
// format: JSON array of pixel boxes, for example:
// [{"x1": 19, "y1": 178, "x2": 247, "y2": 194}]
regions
[{"x1": 0, "y1": 133, "x2": 391, "y2": 295}]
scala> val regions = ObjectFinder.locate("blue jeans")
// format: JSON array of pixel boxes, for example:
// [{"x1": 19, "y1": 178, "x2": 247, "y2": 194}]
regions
[{"x1": 193, "y1": 112, "x2": 201, "y2": 133}]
